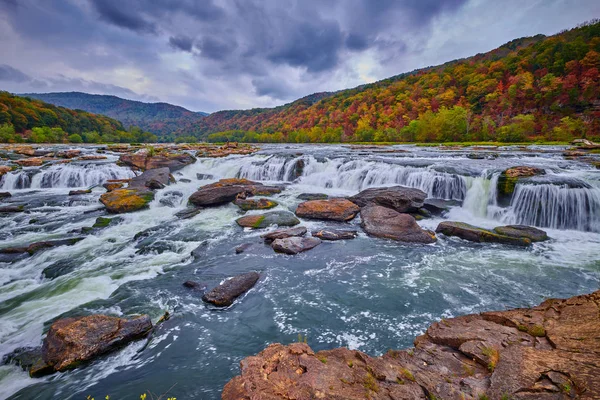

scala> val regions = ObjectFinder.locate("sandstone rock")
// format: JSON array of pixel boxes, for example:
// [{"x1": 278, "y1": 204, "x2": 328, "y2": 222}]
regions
[
  {"x1": 312, "y1": 229, "x2": 358, "y2": 241},
  {"x1": 42, "y1": 314, "x2": 152, "y2": 372},
  {"x1": 0, "y1": 205, "x2": 24, "y2": 213},
  {"x1": 100, "y1": 188, "x2": 154, "y2": 213},
  {"x1": 103, "y1": 181, "x2": 126, "y2": 192},
  {"x1": 0, "y1": 165, "x2": 12, "y2": 177},
  {"x1": 295, "y1": 198, "x2": 360, "y2": 221},
  {"x1": 497, "y1": 166, "x2": 546, "y2": 205},
  {"x1": 13, "y1": 146, "x2": 36, "y2": 156},
  {"x1": 436, "y1": 221, "x2": 531, "y2": 246},
  {"x1": 297, "y1": 193, "x2": 328, "y2": 201},
  {"x1": 119, "y1": 152, "x2": 196, "y2": 172},
  {"x1": 349, "y1": 186, "x2": 426, "y2": 213},
  {"x1": 223, "y1": 290, "x2": 600, "y2": 400},
  {"x1": 0, "y1": 237, "x2": 84, "y2": 256},
  {"x1": 15, "y1": 157, "x2": 46, "y2": 167},
  {"x1": 493, "y1": 225, "x2": 549, "y2": 242},
  {"x1": 202, "y1": 272, "x2": 260, "y2": 307},
  {"x1": 261, "y1": 226, "x2": 307, "y2": 243},
  {"x1": 271, "y1": 236, "x2": 322, "y2": 254},
  {"x1": 234, "y1": 197, "x2": 278, "y2": 211},
  {"x1": 361, "y1": 205, "x2": 436, "y2": 243},
  {"x1": 56, "y1": 149, "x2": 81, "y2": 159},
  {"x1": 128, "y1": 167, "x2": 172, "y2": 189},
  {"x1": 189, "y1": 178, "x2": 281, "y2": 207},
  {"x1": 236, "y1": 211, "x2": 300, "y2": 229},
  {"x1": 68, "y1": 189, "x2": 92, "y2": 196}
]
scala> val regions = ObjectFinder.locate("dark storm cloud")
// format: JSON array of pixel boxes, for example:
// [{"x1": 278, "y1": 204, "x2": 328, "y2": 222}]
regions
[
  {"x1": 91, "y1": 0, "x2": 157, "y2": 34},
  {"x1": 197, "y1": 36, "x2": 238, "y2": 61},
  {"x1": 0, "y1": 64, "x2": 31, "y2": 82},
  {"x1": 169, "y1": 35, "x2": 194, "y2": 52}
]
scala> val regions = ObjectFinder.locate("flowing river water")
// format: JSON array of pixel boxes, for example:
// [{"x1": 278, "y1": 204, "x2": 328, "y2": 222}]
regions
[{"x1": 0, "y1": 144, "x2": 599, "y2": 399}]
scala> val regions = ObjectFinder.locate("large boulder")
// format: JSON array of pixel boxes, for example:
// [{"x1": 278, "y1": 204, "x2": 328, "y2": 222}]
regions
[
  {"x1": 0, "y1": 165, "x2": 13, "y2": 177},
  {"x1": 119, "y1": 152, "x2": 195, "y2": 172},
  {"x1": 41, "y1": 314, "x2": 152, "y2": 372},
  {"x1": 0, "y1": 237, "x2": 84, "y2": 256},
  {"x1": 436, "y1": 221, "x2": 531, "y2": 246},
  {"x1": 128, "y1": 167, "x2": 172, "y2": 189},
  {"x1": 493, "y1": 225, "x2": 549, "y2": 242},
  {"x1": 234, "y1": 198, "x2": 278, "y2": 211},
  {"x1": 223, "y1": 290, "x2": 600, "y2": 400},
  {"x1": 497, "y1": 166, "x2": 545, "y2": 205},
  {"x1": 360, "y1": 205, "x2": 436, "y2": 243},
  {"x1": 261, "y1": 226, "x2": 307, "y2": 243},
  {"x1": 236, "y1": 211, "x2": 300, "y2": 229},
  {"x1": 295, "y1": 198, "x2": 360, "y2": 221},
  {"x1": 100, "y1": 188, "x2": 154, "y2": 213},
  {"x1": 189, "y1": 178, "x2": 281, "y2": 207},
  {"x1": 312, "y1": 229, "x2": 358, "y2": 241},
  {"x1": 271, "y1": 236, "x2": 322, "y2": 255},
  {"x1": 349, "y1": 186, "x2": 426, "y2": 213},
  {"x1": 202, "y1": 272, "x2": 260, "y2": 307}
]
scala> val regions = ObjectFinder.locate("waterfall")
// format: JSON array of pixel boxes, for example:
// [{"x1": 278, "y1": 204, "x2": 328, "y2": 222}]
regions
[
  {"x1": 237, "y1": 156, "x2": 305, "y2": 181},
  {"x1": 0, "y1": 163, "x2": 135, "y2": 190},
  {"x1": 501, "y1": 183, "x2": 600, "y2": 232}
]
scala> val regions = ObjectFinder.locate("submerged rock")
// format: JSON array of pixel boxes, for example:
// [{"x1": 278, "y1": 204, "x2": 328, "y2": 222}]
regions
[
  {"x1": 312, "y1": 229, "x2": 358, "y2": 241},
  {"x1": 2, "y1": 347, "x2": 52, "y2": 377},
  {"x1": 99, "y1": 188, "x2": 154, "y2": 213},
  {"x1": 183, "y1": 281, "x2": 206, "y2": 291},
  {"x1": 235, "y1": 243, "x2": 254, "y2": 254},
  {"x1": 202, "y1": 272, "x2": 260, "y2": 307},
  {"x1": 0, "y1": 237, "x2": 84, "y2": 256},
  {"x1": 493, "y1": 225, "x2": 549, "y2": 242},
  {"x1": 119, "y1": 152, "x2": 196, "y2": 172},
  {"x1": 223, "y1": 290, "x2": 600, "y2": 400},
  {"x1": 68, "y1": 189, "x2": 92, "y2": 196},
  {"x1": 261, "y1": 226, "x2": 307, "y2": 243},
  {"x1": 271, "y1": 236, "x2": 322, "y2": 254},
  {"x1": 436, "y1": 221, "x2": 531, "y2": 246},
  {"x1": 0, "y1": 191, "x2": 12, "y2": 200},
  {"x1": 349, "y1": 186, "x2": 426, "y2": 213},
  {"x1": 297, "y1": 193, "x2": 328, "y2": 201},
  {"x1": 236, "y1": 211, "x2": 300, "y2": 229},
  {"x1": 361, "y1": 205, "x2": 436, "y2": 243},
  {"x1": 0, "y1": 205, "x2": 24, "y2": 213},
  {"x1": 42, "y1": 314, "x2": 152, "y2": 372},
  {"x1": 295, "y1": 198, "x2": 360, "y2": 221},
  {"x1": 174, "y1": 207, "x2": 202, "y2": 219},
  {"x1": 234, "y1": 197, "x2": 278, "y2": 211}
]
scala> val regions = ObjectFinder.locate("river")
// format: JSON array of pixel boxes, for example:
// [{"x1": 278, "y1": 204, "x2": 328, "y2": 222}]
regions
[{"x1": 1, "y1": 144, "x2": 599, "y2": 399}]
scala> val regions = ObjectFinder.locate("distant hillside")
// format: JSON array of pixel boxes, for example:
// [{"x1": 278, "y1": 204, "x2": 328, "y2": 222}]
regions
[
  {"x1": 185, "y1": 20, "x2": 600, "y2": 143},
  {"x1": 22, "y1": 92, "x2": 208, "y2": 136}
]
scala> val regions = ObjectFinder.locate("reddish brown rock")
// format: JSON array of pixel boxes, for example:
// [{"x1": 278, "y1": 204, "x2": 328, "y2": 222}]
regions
[
  {"x1": 190, "y1": 179, "x2": 282, "y2": 207},
  {"x1": 42, "y1": 314, "x2": 152, "y2": 372},
  {"x1": 295, "y1": 198, "x2": 360, "y2": 221},
  {"x1": 202, "y1": 272, "x2": 260, "y2": 307},
  {"x1": 361, "y1": 205, "x2": 436, "y2": 243},
  {"x1": 0, "y1": 165, "x2": 12, "y2": 177},
  {"x1": 349, "y1": 186, "x2": 426, "y2": 213},
  {"x1": 223, "y1": 290, "x2": 600, "y2": 400},
  {"x1": 261, "y1": 226, "x2": 307, "y2": 243},
  {"x1": 119, "y1": 152, "x2": 196, "y2": 172},
  {"x1": 103, "y1": 182, "x2": 125, "y2": 192},
  {"x1": 15, "y1": 157, "x2": 46, "y2": 167}
]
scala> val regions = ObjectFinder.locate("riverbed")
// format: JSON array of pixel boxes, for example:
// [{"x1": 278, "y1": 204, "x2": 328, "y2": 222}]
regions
[{"x1": 1, "y1": 144, "x2": 599, "y2": 399}]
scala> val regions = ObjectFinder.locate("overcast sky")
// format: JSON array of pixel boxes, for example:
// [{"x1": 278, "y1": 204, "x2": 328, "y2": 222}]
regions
[{"x1": 0, "y1": 0, "x2": 598, "y2": 113}]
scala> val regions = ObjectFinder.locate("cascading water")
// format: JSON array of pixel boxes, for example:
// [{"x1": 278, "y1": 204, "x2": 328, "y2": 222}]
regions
[
  {"x1": 501, "y1": 183, "x2": 600, "y2": 232},
  {"x1": 0, "y1": 163, "x2": 135, "y2": 190}
]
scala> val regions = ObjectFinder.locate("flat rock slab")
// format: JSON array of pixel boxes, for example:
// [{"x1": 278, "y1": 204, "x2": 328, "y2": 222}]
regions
[
  {"x1": 234, "y1": 198, "x2": 278, "y2": 211},
  {"x1": 119, "y1": 152, "x2": 196, "y2": 172},
  {"x1": 42, "y1": 314, "x2": 152, "y2": 372},
  {"x1": 295, "y1": 198, "x2": 360, "y2": 221},
  {"x1": 236, "y1": 211, "x2": 300, "y2": 229},
  {"x1": 223, "y1": 290, "x2": 600, "y2": 400},
  {"x1": 68, "y1": 189, "x2": 92, "y2": 196},
  {"x1": 189, "y1": 178, "x2": 281, "y2": 207},
  {"x1": 297, "y1": 193, "x2": 328, "y2": 201},
  {"x1": 350, "y1": 186, "x2": 426, "y2": 213},
  {"x1": 0, "y1": 237, "x2": 84, "y2": 256},
  {"x1": 436, "y1": 221, "x2": 531, "y2": 246},
  {"x1": 361, "y1": 205, "x2": 436, "y2": 243},
  {"x1": 100, "y1": 188, "x2": 154, "y2": 213},
  {"x1": 202, "y1": 272, "x2": 260, "y2": 307},
  {"x1": 272, "y1": 236, "x2": 322, "y2": 254},
  {"x1": 261, "y1": 226, "x2": 307, "y2": 243},
  {"x1": 312, "y1": 229, "x2": 358, "y2": 241},
  {"x1": 493, "y1": 225, "x2": 549, "y2": 242}
]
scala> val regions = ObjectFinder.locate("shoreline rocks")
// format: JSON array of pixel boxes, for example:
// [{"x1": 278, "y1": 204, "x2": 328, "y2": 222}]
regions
[
  {"x1": 202, "y1": 272, "x2": 260, "y2": 307},
  {"x1": 295, "y1": 198, "x2": 360, "y2": 221},
  {"x1": 222, "y1": 289, "x2": 600, "y2": 400},
  {"x1": 361, "y1": 205, "x2": 436, "y2": 243}
]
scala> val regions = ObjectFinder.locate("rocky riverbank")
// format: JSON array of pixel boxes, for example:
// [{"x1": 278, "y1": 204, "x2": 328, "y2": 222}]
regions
[{"x1": 223, "y1": 289, "x2": 600, "y2": 400}]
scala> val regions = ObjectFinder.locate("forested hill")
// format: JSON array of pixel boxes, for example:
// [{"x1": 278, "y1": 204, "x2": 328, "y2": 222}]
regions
[
  {"x1": 0, "y1": 91, "x2": 157, "y2": 143},
  {"x1": 188, "y1": 20, "x2": 600, "y2": 143},
  {"x1": 22, "y1": 92, "x2": 208, "y2": 137}
]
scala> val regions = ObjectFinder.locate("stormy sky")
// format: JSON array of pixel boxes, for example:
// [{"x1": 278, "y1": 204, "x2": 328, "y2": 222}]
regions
[{"x1": 0, "y1": 0, "x2": 598, "y2": 113}]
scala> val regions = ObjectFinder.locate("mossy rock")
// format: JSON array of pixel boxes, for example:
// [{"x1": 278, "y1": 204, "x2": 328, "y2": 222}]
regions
[
  {"x1": 234, "y1": 198, "x2": 279, "y2": 211},
  {"x1": 92, "y1": 217, "x2": 123, "y2": 229},
  {"x1": 497, "y1": 166, "x2": 545, "y2": 206},
  {"x1": 436, "y1": 221, "x2": 531, "y2": 246},
  {"x1": 99, "y1": 189, "x2": 154, "y2": 214},
  {"x1": 236, "y1": 211, "x2": 300, "y2": 229}
]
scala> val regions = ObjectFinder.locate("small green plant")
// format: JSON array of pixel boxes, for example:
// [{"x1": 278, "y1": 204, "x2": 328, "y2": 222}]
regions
[
  {"x1": 463, "y1": 364, "x2": 475, "y2": 376},
  {"x1": 347, "y1": 361, "x2": 353, "y2": 368},
  {"x1": 528, "y1": 324, "x2": 546, "y2": 337},
  {"x1": 481, "y1": 347, "x2": 499, "y2": 372},
  {"x1": 562, "y1": 383, "x2": 572, "y2": 393},
  {"x1": 517, "y1": 324, "x2": 528, "y2": 332},
  {"x1": 297, "y1": 333, "x2": 308, "y2": 343},
  {"x1": 401, "y1": 368, "x2": 415, "y2": 382},
  {"x1": 363, "y1": 372, "x2": 379, "y2": 393},
  {"x1": 146, "y1": 145, "x2": 156, "y2": 156},
  {"x1": 318, "y1": 355, "x2": 327, "y2": 364},
  {"x1": 478, "y1": 394, "x2": 489, "y2": 400}
]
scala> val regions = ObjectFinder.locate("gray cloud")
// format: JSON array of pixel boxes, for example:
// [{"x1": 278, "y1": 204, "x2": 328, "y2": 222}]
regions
[{"x1": 0, "y1": 0, "x2": 598, "y2": 112}]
